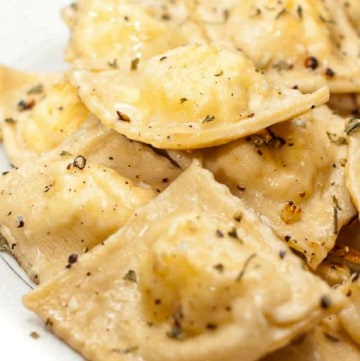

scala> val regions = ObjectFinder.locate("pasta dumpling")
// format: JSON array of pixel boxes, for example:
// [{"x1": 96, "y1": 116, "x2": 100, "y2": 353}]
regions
[
  {"x1": 198, "y1": 0, "x2": 360, "y2": 93},
  {"x1": 168, "y1": 106, "x2": 356, "y2": 268},
  {"x1": 0, "y1": 66, "x2": 89, "y2": 166},
  {"x1": 0, "y1": 156, "x2": 155, "y2": 283},
  {"x1": 69, "y1": 44, "x2": 329, "y2": 149},
  {"x1": 62, "y1": 0, "x2": 360, "y2": 93},
  {"x1": 24, "y1": 163, "x2": 345, "y2": 361}
]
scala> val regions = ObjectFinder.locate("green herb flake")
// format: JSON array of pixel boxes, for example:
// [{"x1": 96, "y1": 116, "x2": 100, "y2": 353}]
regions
[
  {"x1": 166, "y1": 325, "x2": 184, "y2": 340},
  {"x1": 0, "y1": 232, "x2": 9, "y2": 252},
  {"x1": 326, "y1": 132, "x2": 347, "y2": 145},
  {"x1": 236, "y1": 253, "x2": 257, "y2": 282},
  {"x1": 319, "y1": 14, "x2": 335, "y2": 24},
  {"x1": 180, "y1": 98, "x2": 188, "y2": 104},
  {"x1": 60, "y1": 150, "x2": 72, "y2": 157},
  {"x1": 332, "y1": 195, "x2": 342, "y2": 211},
  {"x1": 121, "y1": 346, "x2": 139, "y2": 354},
  {"x1": 339, "y1": 158, "x2": 347, "y2": 167},
  {"x1": 275, "y1": 9, "x2": 286, "y2": 19},
  {"x1": 123, "y1": 269, "x2": 137, "y2": 283},
  {"x1": 297, "y1": 5, "x2": 303, "y2": 18},
  {"x1": 4, "y1": 117, "x2": 17, "y2": 124},
  {"x1": 323, "y1": 332, "x2": 340, "y2": 342},
  {"x1": 345, "y1": 118, "x2": 360, "y2": 135},
  {"x1": 202, "y1": 115, "x2": 215, "y2": 124},
  {"x1": 214, "y1": 70, "x2": 223, "y2": 77},
  {"x1": 30, "y1": 331, "x2": 40, "y2": 339},
  {"x1": 107, "y1": 59, "x2": 118, "y2": 69},
  {"x1": 227, "y1": 227, "x2": 238, "y2": 239},
  {"x1": 213, "y1": 263, "x2": 224, "y2": 273},
  {"x1": 27, "y1": 83, "x2": 44, "y2": 95},
  {"x1": 333, "y1": 206, "x2": 338, "y2": 235}
]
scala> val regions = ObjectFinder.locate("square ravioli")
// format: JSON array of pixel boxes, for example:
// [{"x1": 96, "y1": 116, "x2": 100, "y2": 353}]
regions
[
  {"x1": 168, "y1": 106, "x2": 356, "y2": 268},
  {"x1": 0, "y1": 66, "x2": 89, "y2": 166},
  {"x1": 0, "y1": 155, "x2": 154, "y2": 283},
  {"x1": 24, "y1": 162, "x2": 345, "y2": 361},
  {"x1": 69, "y1": 44, "x2": 329, "y2": 149},
  {"x1": 63, "y1": 0, "x2": 360, "y2": 93}
]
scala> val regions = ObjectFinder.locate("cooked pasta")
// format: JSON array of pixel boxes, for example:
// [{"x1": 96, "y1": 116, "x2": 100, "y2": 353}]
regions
[{"x1": 0, "y1": 1, "x2": 359, "y2": 360}]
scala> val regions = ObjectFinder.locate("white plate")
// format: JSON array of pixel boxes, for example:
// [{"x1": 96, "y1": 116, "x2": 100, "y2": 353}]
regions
[{"x1": 0, "y1": 1, "x2": 82, "y2": 359}]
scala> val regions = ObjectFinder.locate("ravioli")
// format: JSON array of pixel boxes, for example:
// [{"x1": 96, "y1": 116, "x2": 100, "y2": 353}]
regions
[
  {"x1": 0, "y1": 156, "x2": 155, "y2": 283},
  {"x1": 0, "y1": 66, "x2": 89, "y2": 166},
  {"x1": 168, "y1": 106, "x2": 356, "y2": 268},
  {"x1": 69, "y1": 44, "x2": 329, "y2": 149},
  {"x1": 198, "y1": 0, "x2": 360, "y2": 93},
  {"x1": 24, "y1": 163, "x2": 345, "y2": 361},
  {"x1": 62, "y1": 0, "x2": 204, "y2": 70},
  {"x1": 62, "y1": 0, "x2": 360, "y2": 93}
]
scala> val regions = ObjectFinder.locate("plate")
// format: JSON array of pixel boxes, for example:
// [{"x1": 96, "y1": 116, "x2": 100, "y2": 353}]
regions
[{"x1": 0, "y1": 1, "x2": 81, "y2": 359}]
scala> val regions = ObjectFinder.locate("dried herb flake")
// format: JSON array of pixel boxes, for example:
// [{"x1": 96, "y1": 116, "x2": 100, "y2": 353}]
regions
[
  {"x1": 202, "y1": 115, "x2": 216, "y2": 124},
  {"x1": 345, "y1": 118, "x2": 360, "y2": 135},
  {"x1": 324, "y1": 332, "x2": 340, "y2": 342},
  {"x1": 27, "y1": 84, "x2": 44, "y2": 94},
  {"x1": 116, "y1": 111, "x2": 131, "y2": 122},
  {"x1": 326, "y1": 132, "x2": 347, "y2": 145},
  {"x1": 107, "y1": 59, "x2": 118, "y2": 69},
  {"x1": 4, "y1": 117, "x2": 17, "y2": 124},
  {"x1": 236, "y1": 253, "x2": 257, "y2": 282},
  {"x1": 123, "y1": 269, "x2": 137, "y2": 283}
]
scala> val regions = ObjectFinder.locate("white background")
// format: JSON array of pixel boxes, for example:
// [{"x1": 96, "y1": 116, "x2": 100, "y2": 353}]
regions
[{"x1": 0, "y1": 1, "x2": 81, "y2": 359}]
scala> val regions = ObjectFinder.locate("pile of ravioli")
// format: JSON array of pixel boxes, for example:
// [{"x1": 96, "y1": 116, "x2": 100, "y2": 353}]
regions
[{"x1": 1, "y1": 1, "x2": 360, "y2": 360}]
